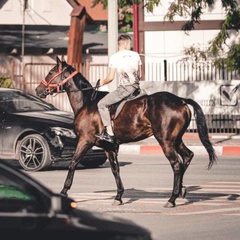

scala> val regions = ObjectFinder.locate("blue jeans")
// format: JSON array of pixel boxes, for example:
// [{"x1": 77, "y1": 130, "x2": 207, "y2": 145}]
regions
[{"x1": 97, "y1": 84, "x2": 139, "y2": 127}]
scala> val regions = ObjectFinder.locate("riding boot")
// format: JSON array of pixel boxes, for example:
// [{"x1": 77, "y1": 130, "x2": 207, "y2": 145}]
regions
[{"x1": 95, "y1": 127, "x2": 115, "y2": 144}]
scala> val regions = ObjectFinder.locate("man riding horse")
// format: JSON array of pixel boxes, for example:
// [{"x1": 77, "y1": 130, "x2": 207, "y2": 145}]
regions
[
  {"x1": 96, "y1": 34, "x2": 142, "y2": 145},
  {"x1": 35, "y1": 55, "x2": 217, "y2": 208}
]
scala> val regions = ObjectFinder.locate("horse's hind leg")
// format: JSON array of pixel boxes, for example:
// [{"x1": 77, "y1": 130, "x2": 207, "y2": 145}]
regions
[
  {"x1": 159, "y1": 141, "x2": 185, "y2": 208},
  {"x1": 176, "y1": 140, "x2": 194, "y2": 198},
  {"x1": 105, "y1": 150, "x2": 124, "y2": 205},
  {"x1": 178, "y1": 141, "x2": 194, "y2": 171}
]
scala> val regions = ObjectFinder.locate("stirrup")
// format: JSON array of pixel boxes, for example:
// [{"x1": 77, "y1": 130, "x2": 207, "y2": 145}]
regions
[
  {"x1": 95, "y1": 129, "x2": 105, "y2": 139},
  {"x1": 95, "y1": 128, "x2": 115, "y2": 144}
]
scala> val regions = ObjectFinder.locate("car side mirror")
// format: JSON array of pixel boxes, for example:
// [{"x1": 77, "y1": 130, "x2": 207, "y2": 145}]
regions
[
  {"x1": 51, "y1": 194, "x2": 77, "y2": 213},
  {"x1": 51, "y1": 195, "x2": 62, "y2": 213}
]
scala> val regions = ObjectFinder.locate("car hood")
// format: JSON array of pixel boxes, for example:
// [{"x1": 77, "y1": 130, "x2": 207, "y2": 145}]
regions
[
  {"x1": 14, "y1": 110, "x2": 74, "y2": 125},
  {"x1": 72, "y1": 208, "x2": 152, "y2": 238}
]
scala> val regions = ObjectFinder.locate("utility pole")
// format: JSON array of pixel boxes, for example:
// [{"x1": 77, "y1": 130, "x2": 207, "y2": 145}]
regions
[
  {"x1": 107, "y1": 0, "x2": 118, "y2": 91},
  {"x1": 133, "y1": 3, "x2": 139, "y2": 52},
  {"x1": 21, "y1": 0, "x2": 27, "y2": 83}
]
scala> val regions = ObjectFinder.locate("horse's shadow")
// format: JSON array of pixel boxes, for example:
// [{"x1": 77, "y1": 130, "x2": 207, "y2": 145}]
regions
[
  {"x1": 76, "y1": 186, "x2": 240, "y2": 206},
  {"x1": 44, "y1": 160, "x2": 131, "y2": 171}
]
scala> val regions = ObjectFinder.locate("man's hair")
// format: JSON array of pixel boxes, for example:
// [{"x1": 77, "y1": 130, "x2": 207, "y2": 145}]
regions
[{"x1": 118, "y1": 34, "x2": 132, "y2": 45}]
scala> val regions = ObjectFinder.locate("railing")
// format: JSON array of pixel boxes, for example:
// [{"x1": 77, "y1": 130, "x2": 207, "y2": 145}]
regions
[
  {"x1": 1, "y1": 58, "x2": 239, "y2": 133},
  {"x1": 145, "y1": 60, "x2": 240, "y2": 81},
  {"x1": 188, "y1": 114, "x2": 240, "y2": 134},
  {"x1": 83, "y1": 60, "x2": 108, "y2": 85}
]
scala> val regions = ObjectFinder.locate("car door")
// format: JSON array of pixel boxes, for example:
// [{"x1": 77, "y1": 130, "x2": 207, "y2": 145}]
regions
[
  {"x1": 0, "y1": 166, "x2": 51, "y2": 231},
  {"x1": 0, "y1": 107, "x2": 4, "y2": 154},
  {"x1": 0, "y1": 106, "x2": 13, "y2": 155},
  {"x1": 0, "y1": 106, "x2": 20, "y2": 157}
]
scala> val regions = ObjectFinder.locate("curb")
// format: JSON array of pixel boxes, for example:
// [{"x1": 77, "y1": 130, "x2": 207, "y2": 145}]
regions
[
  {"x1": 119, "y1": 134, "x2": 240, "y2": 156},
  {"x1": 182, "y1": 134, "x2": 240, "y2": 140},
  {"x1": 119, "y1": 145, "x2": 240, "y2": 156}
]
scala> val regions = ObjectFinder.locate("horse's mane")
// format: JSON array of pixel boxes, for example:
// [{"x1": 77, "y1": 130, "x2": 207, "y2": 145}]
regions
[{"x1": 66, "y1": 63, "x2": 107, "y2": 105}]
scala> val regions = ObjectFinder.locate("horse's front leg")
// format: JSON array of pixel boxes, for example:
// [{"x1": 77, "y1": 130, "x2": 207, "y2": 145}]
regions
[
  {"x1": 60, "y1": 143, "x2": 89, "y2": 196},
  {"x1": 105, "y1": 150, "x2": 124, "y2": 205}
]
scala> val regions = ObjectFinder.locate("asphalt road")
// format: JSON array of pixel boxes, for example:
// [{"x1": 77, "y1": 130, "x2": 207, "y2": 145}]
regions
[{"x1": 24, "y1": 154, "x2": 240, "y2": 240}]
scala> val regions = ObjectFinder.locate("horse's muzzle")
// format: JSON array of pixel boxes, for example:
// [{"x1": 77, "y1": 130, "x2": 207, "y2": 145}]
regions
[{"x1": 35, "y1": 88, "x2": 48, "y2": 98}]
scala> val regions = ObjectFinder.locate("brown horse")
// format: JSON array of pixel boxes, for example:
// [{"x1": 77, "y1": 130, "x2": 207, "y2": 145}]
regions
[{"x1": 35, "y1": 56, "x2": 217, "y2": 208}]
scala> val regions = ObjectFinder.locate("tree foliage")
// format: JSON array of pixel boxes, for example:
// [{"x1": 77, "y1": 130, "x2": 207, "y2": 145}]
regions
[
  {"x1": 91, "y1": 0, "x2": 137, "y2": 32},
  {"x1": 92, "y1": 0, "x2": 240, "y2": 73}
]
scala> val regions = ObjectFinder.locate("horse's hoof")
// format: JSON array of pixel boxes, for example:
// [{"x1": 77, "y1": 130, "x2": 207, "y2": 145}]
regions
[
  {"x1": 181, "y1": 186, "x2": 187, "y2": 199},
  {"x1": 112, "y1": 199, "x2": 123, "y2": 206},
  {"x1": 163, "y1": 201, "x2": 175, "y2": 208}
]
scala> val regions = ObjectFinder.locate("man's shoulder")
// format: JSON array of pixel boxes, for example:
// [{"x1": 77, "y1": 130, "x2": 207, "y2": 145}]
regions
[
  {"x1": 113, "y1": 50, "x2": 139, "y2": 58},
  {"x1": 129, "y1": 50, "x2": 139, "y2": 56}
]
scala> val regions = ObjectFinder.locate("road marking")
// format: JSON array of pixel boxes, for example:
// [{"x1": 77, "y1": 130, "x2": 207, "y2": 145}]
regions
[
  {"x1": 70, "y1": 182, "x2": 240, "y2": 215},
  {"x1": 166, "y1": 207, "x2": 240, "y2": 215}
]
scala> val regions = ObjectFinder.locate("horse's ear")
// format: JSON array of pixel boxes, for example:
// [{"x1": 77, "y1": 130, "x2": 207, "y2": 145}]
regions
[
  {"x1": 61, "y1": 55, "x2": 65, "y2": 62},
  {"x1": 56, "y1": 56, "x2": 63, "y2": 71},
  {"x1": 56, "y1": 56, "x2": 61, "y2": 65}
]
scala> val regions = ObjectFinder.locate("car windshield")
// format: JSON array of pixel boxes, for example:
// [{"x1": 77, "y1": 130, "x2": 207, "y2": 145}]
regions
[
  {"x1": 0, "y1": 167, "x2": 35, "y2": 201},
  {"x1": 0, "y1": 90, "x2": 57, "y2": 113}
]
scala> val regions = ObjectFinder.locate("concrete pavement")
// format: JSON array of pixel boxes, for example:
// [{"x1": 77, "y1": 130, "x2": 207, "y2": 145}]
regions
[{"x1": 118, "y1": 133, "x2": 240, "y2": 156}]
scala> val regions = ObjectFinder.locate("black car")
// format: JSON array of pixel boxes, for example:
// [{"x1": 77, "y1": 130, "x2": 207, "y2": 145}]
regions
[
  {"x1": 0, "y1": 88, "x2": 107, "y2": 171},
  {"x1": 0, "y1": 159, "x2": 152, "y2": 239}
]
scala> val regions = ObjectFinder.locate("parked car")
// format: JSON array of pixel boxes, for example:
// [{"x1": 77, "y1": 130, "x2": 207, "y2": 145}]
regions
[
  {"x1": 0, "y1": 159, "x2": 152, "y2": 239},
  {"x1": 0, "y1": 88, "x2": 107, "y2": 171}
]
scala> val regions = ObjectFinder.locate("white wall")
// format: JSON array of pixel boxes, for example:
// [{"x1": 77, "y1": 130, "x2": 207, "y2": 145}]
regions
[
  {"x1": 0, "y1": 0, "x2": 72, "y2": 25},
  {"x1": 143, "y1": 0, "x2": 239, "y2": 81}
]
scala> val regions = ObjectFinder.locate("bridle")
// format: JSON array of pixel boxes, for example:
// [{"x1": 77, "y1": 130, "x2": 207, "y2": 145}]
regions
[
  {"x1": 39, "y1": 66, "x2": 101, "y2": 100},
  {"x1": 40, "y1": 67, "x2": 78, "y2": 94}
]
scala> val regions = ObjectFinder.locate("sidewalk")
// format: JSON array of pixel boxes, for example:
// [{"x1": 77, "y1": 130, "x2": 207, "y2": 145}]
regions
[{"x1": 118, "y1": 133, "x2": 240, "y2": 156}]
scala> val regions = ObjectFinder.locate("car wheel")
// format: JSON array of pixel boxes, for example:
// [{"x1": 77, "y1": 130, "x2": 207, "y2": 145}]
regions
[
  {"x1": 17, "y1": 134, "x2": 52, "y2": 171},
  {"x1": 79, "y1": 157, "x2": 107, "y2": 168}
]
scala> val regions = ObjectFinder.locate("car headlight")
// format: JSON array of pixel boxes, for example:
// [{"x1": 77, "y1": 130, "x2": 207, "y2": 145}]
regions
[{"x1": 50, "y1": 127, "x2": 77, "y2": 139}]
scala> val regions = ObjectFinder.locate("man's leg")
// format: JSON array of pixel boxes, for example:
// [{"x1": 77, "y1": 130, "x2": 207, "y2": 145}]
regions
[{"x1": 96, "y1": 86, "x2": 136, "y2": 143}]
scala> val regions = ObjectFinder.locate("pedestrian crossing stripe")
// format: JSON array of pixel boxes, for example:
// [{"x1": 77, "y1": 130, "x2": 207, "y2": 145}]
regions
[{"x1": 69, "y1": 181, "x2": 240, "y2": 215}]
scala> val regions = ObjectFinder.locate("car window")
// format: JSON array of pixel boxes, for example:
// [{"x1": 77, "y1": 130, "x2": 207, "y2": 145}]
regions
[
  {"x1": 0, "y1": 90, "x2": 58, "y2": 112},
  {"x1": 0, "y1": 185, "x2": 33, "y2": 200},
  {"x1": 0, "y1": 168, "x2": 45, "y2": 213}
]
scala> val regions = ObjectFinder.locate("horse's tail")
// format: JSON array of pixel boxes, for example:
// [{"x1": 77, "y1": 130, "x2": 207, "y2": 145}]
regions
[{"x1": 184, "y1": 98, "x2": 218, "y2": 169}]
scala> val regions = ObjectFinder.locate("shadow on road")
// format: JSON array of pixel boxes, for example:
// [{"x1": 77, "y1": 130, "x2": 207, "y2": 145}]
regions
[{"x1": 75, "y1": 186, "x2": 240, "y2": 207}]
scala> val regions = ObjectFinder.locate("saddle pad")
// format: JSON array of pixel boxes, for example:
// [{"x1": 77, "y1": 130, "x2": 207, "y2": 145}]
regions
[{"x1": 113, "y1": 90, "x2": 148, "y2": 119}]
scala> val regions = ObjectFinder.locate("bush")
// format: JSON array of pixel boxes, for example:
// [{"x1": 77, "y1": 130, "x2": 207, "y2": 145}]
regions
[{"x1": 0, "y1": 76, "x2": 14, "y2": 88}]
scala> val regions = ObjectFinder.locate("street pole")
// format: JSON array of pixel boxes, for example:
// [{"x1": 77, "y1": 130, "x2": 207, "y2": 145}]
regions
[
  {"x1": 133, "y1": 3, "x2": 139, "y2": 52},
  {"x1": 107, "y1": 0, "x2": 118, "y2": 91},
  {"x1": 21, "y1": 0, "x2": 27, "y2": 87}
]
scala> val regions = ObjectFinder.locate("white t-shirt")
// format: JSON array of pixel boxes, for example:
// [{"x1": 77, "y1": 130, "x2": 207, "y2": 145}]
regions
[{"x1": 109, "y1": 50, "x2": 142, "y2": 85}]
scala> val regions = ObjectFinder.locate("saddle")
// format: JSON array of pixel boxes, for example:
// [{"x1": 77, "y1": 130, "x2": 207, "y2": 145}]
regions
[{"x1": 108, "y1": 88, "x2": 147, "y2": 120}]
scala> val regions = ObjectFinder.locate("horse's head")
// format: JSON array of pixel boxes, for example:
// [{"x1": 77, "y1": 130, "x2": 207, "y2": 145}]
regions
[{"x1": 35, "y1": 56, "x2": 78, "y2": 98}]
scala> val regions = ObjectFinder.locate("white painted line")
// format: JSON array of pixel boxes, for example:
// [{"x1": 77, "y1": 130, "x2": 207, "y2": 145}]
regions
[
  {"x1": 168, "y1": 207, "x2": 240, "y2": 215},
  {"x1": 212, "y1": 135, "x2": 240, "y2": 139},
  {"x1": 119, "y1": 145, "x2": 140, "y2": 154}
]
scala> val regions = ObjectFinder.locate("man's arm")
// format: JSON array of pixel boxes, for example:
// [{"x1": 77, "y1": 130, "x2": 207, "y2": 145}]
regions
[
  {"x1": 99, "y1": 68, "x2": 116, "y2": 86},
  {"x1": 138, "y1": 65, "x2": 142, "y2": 80}
]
